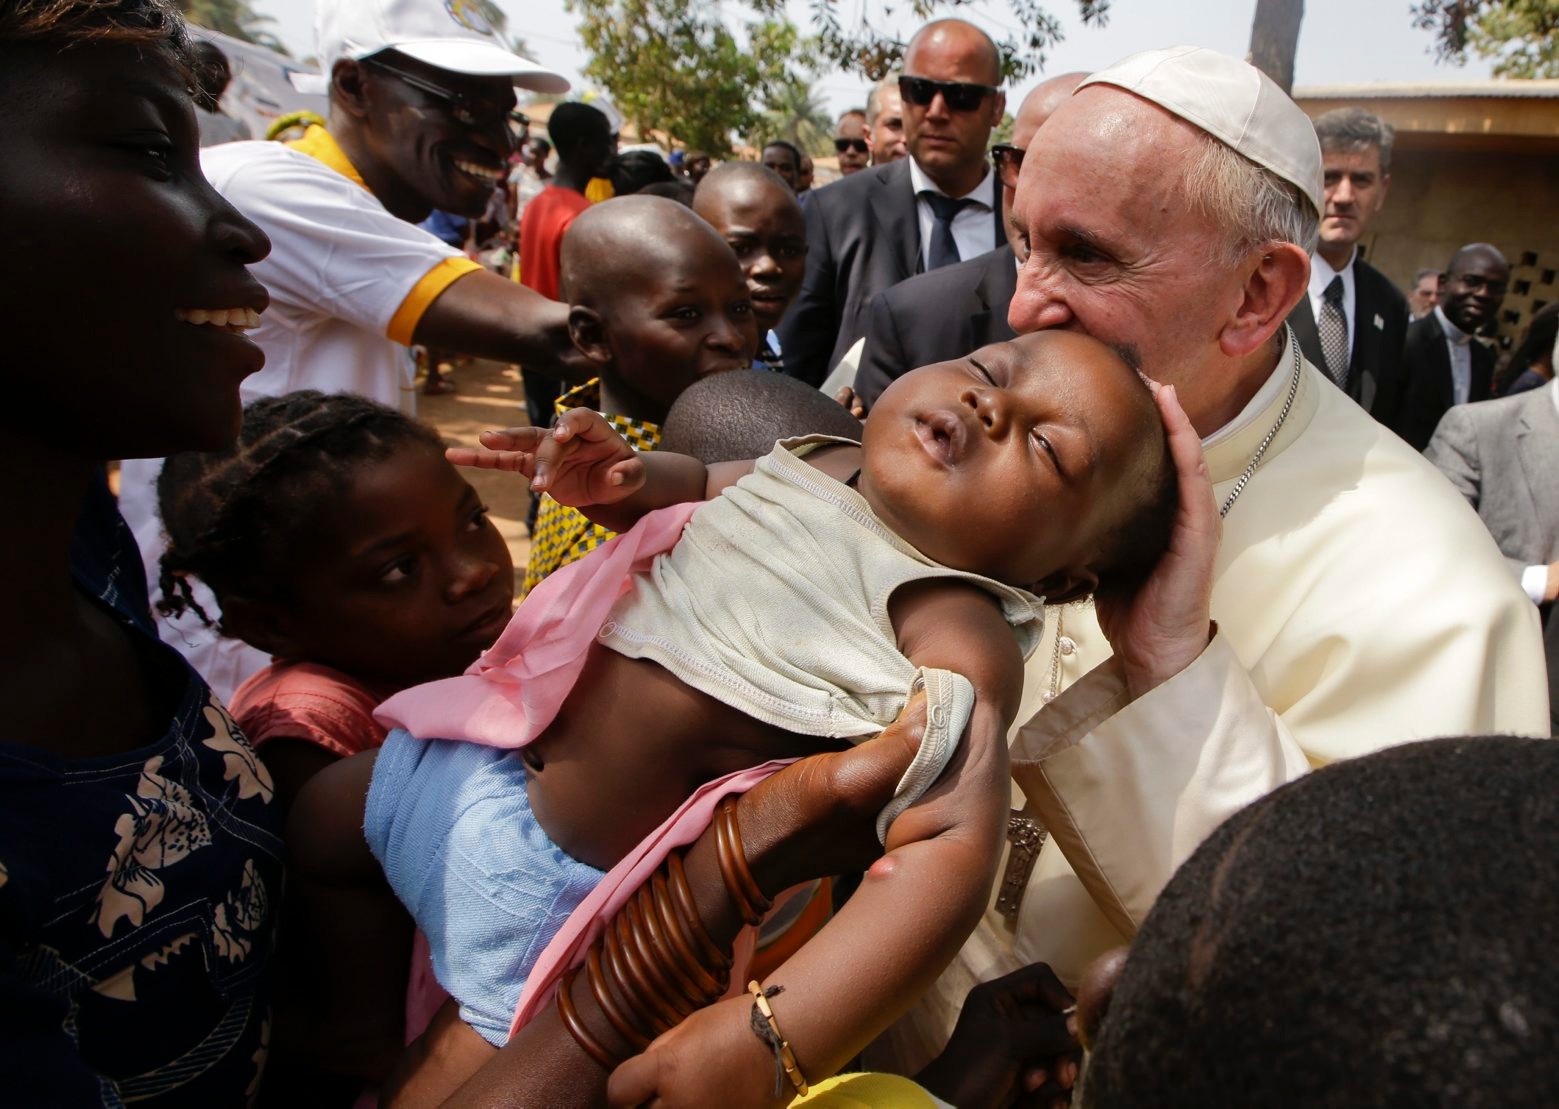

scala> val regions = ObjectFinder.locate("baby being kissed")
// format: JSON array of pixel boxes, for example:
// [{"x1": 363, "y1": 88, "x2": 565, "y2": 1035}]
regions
[{"x1": 314, "y1": 329, "x2": 1178, "y2": 1096}]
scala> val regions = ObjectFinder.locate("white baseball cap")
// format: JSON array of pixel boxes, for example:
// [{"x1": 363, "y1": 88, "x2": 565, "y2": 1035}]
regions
[
  {"x1": 1079, "y1": 45, "x2": 1323, "y2": 217},
  {"x1": 297, "y1": 0, "x2": 570, "y2": 95}
]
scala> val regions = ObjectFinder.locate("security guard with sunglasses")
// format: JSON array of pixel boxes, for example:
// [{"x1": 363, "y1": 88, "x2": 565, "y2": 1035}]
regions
[
  {"x1": 118, "y1": 0, "x2": 590, "y2": 701},
  {"x1": 776, "y1": 18, "x2": 1007, "y2": 386}
]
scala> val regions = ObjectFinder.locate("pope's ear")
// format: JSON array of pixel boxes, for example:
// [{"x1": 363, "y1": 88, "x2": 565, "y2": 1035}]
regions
[{"x1": 1220, "y1": 240, "x2": 1309, "y2": 359}]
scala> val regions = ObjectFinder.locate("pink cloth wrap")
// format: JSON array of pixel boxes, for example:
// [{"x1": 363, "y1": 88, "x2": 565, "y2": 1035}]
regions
[
  {"x1": 376, "y1": 502, "x2": 700, "y2": 747},
  {"x1": 374, "y1": 504, "x2": 792, "y2": 1041}
]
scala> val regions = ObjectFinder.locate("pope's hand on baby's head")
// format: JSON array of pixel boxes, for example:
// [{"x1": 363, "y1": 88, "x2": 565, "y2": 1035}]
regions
[{"x1": 448, "y1": 408, "x2": 647, "y2": 506}]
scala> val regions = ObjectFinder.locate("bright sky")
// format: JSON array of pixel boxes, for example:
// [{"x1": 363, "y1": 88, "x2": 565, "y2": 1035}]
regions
[{"x1": 252, "y1": 0, "x2": 1495, "y2": 119}]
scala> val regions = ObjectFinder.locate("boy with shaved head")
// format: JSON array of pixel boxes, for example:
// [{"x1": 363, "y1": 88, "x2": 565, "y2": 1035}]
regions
[
  {"x1": 521, "y1": 195, "x2": 758, "y2": 595},
  {"x1": 693, "y1": 162, "x2": 807, "y2": 372}
]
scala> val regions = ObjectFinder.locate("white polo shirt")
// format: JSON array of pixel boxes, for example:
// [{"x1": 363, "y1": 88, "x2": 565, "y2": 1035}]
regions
[
  {"x1": 118, "y1": 127, "x2": 482, "y2": 701},
  {"x1": 203, "y1": 126, "x2": 481, "y2": 412}
]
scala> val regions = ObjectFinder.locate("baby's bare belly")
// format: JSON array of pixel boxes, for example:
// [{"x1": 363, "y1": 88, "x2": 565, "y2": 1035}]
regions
[{"x1": 522, "y1": 644, "x2": 842, "y2": 871}]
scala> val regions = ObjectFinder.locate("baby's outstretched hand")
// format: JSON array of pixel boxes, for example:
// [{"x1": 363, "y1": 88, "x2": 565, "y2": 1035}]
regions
[{"x1": 446, "y1": 409, "x2": 647, "y2": 506}]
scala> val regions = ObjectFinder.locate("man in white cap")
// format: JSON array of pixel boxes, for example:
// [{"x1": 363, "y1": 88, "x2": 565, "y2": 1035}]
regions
[
  {"x1": 874, "y1": 45, "x2": 1548, "y2": 1073},
  {"x1": 118, "y1": 0, "x2": 583, "y2": 700}
]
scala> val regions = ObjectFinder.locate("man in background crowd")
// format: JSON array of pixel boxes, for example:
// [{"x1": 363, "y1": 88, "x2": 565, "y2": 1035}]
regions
[
  {"x1": 762, "y1": 139, "x2": 802, "y2": 191},
  {"x1": 1408, "y1": 266, "x2": 1440, "y2": 318},
  {"x1": 867, "y1": 74, "x2": 907, "y2": 164},
  {"x1": 835, "y1": 108, "x2": 871, "y2": 175},
  {"x1": 777, "y1": 18, "x2": 1006, "y2": 385},
  {"x1": 851, "y1": 71, "x2": 1085, "y2": 407},
  {"x1": 1378, "y1": 242, "x2": 1509, "y2": 450},
  {"x1": 1285, "y1": 107, "x2": 1408, "y2": 415}
]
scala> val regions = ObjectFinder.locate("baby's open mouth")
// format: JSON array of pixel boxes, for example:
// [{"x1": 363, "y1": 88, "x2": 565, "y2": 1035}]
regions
[{"x1": 914, "y1": 411, "x2": 966, "y2": 466}]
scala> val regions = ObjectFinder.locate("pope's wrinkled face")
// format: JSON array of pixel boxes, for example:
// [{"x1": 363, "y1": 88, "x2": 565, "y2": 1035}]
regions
[{"x1": 1007, "y1": 88, "x2": 1241, "y2": 409}]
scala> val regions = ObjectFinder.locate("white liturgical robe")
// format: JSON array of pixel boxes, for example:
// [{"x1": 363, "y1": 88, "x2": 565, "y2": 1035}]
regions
[{"x1": 874, "y1": 332, "x2": 1550, "y2": 1072}]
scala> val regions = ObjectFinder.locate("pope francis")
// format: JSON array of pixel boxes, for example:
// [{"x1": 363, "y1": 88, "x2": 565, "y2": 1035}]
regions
[{"x1": 876, "y1": 45, "x2": 1550, "y2": 1071}]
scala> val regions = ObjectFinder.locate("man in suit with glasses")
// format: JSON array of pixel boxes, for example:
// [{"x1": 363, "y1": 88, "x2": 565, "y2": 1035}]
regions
[
  {"x1": 850, "y1": 72, "x2": 1087, "y2": 410},
  {"x1": 834, "y1": 109, "x2": 871, "y2": 176},
  {"x1": 776, "y1": 18, "x2": 1008, "y2": 386}
]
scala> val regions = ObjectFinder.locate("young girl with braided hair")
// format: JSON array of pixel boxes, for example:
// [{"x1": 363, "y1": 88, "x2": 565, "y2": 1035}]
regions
[
  {"x1": 158, "y1": 389, "x2": 516, "y2": 811},
  {"x1": 155, "y1": 390, "x2": 514, "y2": 1098}
]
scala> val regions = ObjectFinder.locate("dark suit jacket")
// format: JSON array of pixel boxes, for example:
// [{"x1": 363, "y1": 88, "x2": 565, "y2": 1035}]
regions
[
  {"x1": 1287, "y1": 257, "x2": 1408, "y2": 414},
  {"x1": 852, "y1": 244, "x2": 1018, "y2": 406},
  {"x1": 1376, "y1": 311, "x2": 1495, "y2": 452},
  {"x1": 776, "y1": 158, "x2": 1006, "y2": 386}
]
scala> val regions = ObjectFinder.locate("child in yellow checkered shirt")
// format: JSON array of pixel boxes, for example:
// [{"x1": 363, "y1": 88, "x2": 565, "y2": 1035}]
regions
[{"x1": 522, "y1": 195, "x2": 759, "y2": 595}]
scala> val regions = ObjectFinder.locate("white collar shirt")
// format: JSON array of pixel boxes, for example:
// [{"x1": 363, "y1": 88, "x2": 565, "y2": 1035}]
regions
[
  {"x1": 1434, "y1": 305, "x2": 1475, "y2": 407},
  {"x1": 908, "y1": 158, "x2": 997, "y2": 271},
  {"x1": 1307, "y1": 247, "x2": 1357, "y2": 359}
]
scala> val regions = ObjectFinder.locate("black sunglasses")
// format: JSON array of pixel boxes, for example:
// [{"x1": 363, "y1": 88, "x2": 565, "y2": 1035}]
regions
[
  {"x1": 363, "y1": 56, "x2": 529, "y2": 129},
  {"x1": 898, "y1": 75, "x2": 999, "y2": 112},
  {"x1": 834, "y1": 137, "x2": 868, "y2": 154},
  {"x1": 990, "y1": 143, "x2": 1024, "y2": 188}
]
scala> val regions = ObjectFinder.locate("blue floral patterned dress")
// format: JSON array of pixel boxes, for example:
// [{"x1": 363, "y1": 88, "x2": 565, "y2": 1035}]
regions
[{"x1": 0, "y1": 474, "x2": 284, "y2": 1104}]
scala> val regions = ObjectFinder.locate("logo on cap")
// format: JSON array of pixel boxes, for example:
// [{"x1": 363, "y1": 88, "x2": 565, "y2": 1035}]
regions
[{"x1": 443, "y1": 0, "x2": 496, "y2": 37}]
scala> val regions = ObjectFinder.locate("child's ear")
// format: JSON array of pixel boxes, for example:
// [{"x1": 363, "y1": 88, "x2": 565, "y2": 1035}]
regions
[
  {"x1": 567, "y1": 306, "x2": 612, "y2": 366},
  {"x1": 1034, "y1": 567, "x2": 1098, "y2": 607},
  {"x1": 219, "y1": 594, "x2": 302, "y2": 660}
]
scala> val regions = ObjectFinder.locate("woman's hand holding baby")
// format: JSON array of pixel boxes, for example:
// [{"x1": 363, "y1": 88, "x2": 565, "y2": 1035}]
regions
[{"x1": 447, "y1": 408, "x2": 648, "y2": 504}]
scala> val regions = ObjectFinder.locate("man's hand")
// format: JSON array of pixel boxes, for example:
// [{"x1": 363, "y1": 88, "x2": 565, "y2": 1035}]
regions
[
  {"x1": 1095, "y1": 383, "x2": 1221, "y2": 700},
  {"x1": 915, "y1": 963, "x2": 1081, "y2": 1109},
  {"x1": 445, "y1": 408, "x2": 646, "y2": 505},
  {"x1": 1545, "y1": 561, "x2": 1559, "y2": 604},
  {"x1": 606, "y1": 996, "x2": 784, "y2": 1109}
]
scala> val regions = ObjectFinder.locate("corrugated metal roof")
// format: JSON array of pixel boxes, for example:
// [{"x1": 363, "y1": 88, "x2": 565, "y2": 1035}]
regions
[{"x1": 1295, "y1": 80, "x2": 1559, "y2": 100}]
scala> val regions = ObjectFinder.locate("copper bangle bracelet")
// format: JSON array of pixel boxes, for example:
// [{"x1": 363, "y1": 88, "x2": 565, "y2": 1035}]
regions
[{"x1": 557, "y1": 966, "x2": 621, "y2": 1071}]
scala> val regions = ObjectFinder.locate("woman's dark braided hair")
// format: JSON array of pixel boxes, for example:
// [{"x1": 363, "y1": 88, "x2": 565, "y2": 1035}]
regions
[{"x1": 157, "y1": 390, "x2": 446, "y2": 632}]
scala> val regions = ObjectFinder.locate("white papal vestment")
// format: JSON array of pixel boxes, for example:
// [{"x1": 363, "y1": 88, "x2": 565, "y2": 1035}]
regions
[{"x1": 875, "y1": 333, "x2": 1550, "y2": 1071}]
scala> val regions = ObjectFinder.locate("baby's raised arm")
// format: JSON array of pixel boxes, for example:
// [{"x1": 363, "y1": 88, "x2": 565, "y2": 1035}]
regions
[
  {"x1": 610, "y1": 580, "x2": 1024, "y2": 1104},
  {"x1": 448, "y1": 409, "x2": 754, "y2": 534}
]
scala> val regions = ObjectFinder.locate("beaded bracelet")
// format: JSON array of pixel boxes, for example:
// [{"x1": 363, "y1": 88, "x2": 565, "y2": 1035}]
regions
[{"x1": 748, "y1": 980, "x2": 809, "y2": 1098}]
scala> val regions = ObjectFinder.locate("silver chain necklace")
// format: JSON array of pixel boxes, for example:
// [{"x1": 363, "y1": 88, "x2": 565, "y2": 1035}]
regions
[
  {"x1": 1042, "y1": 328, "x2": 1304, "y2": 703},
  {"x1": 1218, "y1": 324, "x2": 1303, "y2": 518}
]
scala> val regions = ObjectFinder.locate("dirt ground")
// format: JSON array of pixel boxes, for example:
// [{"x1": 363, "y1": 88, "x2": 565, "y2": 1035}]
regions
[{"x1": 417, "y1": 357, "x2": 535, "y2": 593}]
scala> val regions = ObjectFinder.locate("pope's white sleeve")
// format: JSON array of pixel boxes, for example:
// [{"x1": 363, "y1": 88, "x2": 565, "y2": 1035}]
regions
[{"x1": 1008, "y1": 632, "x2": 1309, "y2": 937}]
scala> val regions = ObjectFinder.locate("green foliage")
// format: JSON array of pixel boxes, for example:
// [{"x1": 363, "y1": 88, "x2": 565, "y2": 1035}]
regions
[
  {"x1": 809, "y1": 0, "x2": 1110, "y2": 82},
  {"x1": 565, "y1": 0, "x2": 801, "y2": 156},
  {"x1": 750, "y1": 77, "x2": 836, "y2": 156},
  {"x1": 178, "y1": 0, "x2": 286, "y2": 53},
  {"x1": 990, "y1": 111, "x2": 1015, "y2": 144},
  {"x1": 1411, "y1": 0, "x2": 1559, "y2": 78}
]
